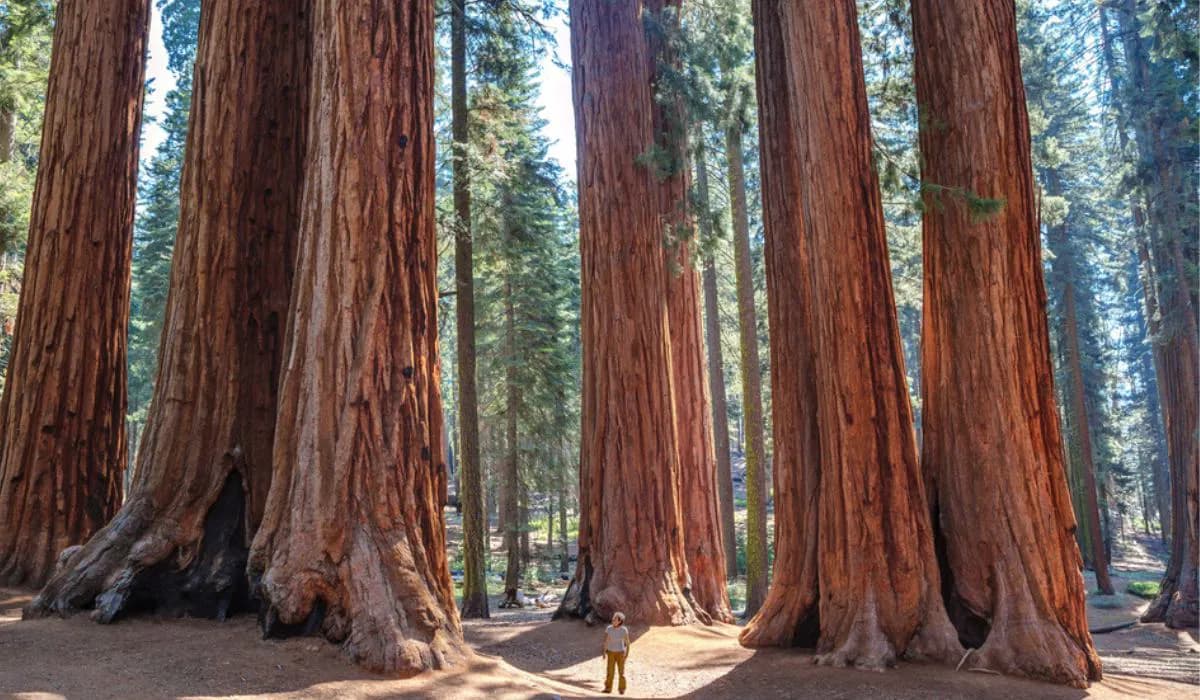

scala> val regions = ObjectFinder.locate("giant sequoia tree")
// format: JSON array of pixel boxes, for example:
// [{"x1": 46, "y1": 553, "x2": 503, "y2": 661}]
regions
[
  {"x1": 557, "y1": 0, "x2": 698, "y2": 626},
  {"x1": 0, "y1": 0, "x2": 149, "y2": 588},
  {"x1": 29, "y1": 0, "x2": 307, "y2": 619},
  {"x1": 247, "y1": 0, "x2": 466, "y2": 674},
  {"x1": 913, "y1": 0, "x2": 1101, "y2": 687},
  {"x1": 740, "y1": 1, "x2": 960, "y2": 669},
  {"x1": 646, "y1": 0, "x2": 732, "y2": 624}
]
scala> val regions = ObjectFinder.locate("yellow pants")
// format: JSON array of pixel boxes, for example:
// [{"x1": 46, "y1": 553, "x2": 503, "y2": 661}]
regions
[{"x1": 604, "y1": 650, "x2": 627, "y2": 692}]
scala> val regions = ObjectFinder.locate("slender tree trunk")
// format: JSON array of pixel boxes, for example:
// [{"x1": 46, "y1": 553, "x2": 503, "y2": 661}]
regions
[
  {"x1": 0, "y1": 0, "x2": 148, "y2": 589},
  {"x1": 558, "y1": 481, "x2": 569, "y2": 574},
  {"x1": 501, "y1": 284, "x2": 521, "y2": 607},
  {"x1": 452, "y1": 0, "x2": 488, "y2": 621},
  {"x1": 1046, "y1": 187, "x2": 1114, "y2": 595},
  {"x1": 744, "y1": 2, "x2": 961, "y2": 670},
  {"x1": 28, "y1": 0, "x2": 306, "y2": 617},
  {"x1": 739, "y1": 0, "x2": 820, "y2": 647},
  {"x1": 557, "y1": 0, "x2": 697, "y2": 626},
  {"x1": 0, "y1": 107, "x2": 13, "y2": 164},
  {"x1": 246, "y1": 0, "x2": 466, "y2": 675},
  {"x1": 520, "y1": 484, "x2": 530, "y2": 566},
  {"x1": 913, "y1": 1, "x2": 1101, "y2": 686},
  {"x1": 725, "y1": 123, "x2": 767, "y2": 619},
  {"x1": 696, "y1": 141, "x2": 737, "y2": 580},
  {"x1": 547, "y1": 492, "x2": 555, "y2": 551}
]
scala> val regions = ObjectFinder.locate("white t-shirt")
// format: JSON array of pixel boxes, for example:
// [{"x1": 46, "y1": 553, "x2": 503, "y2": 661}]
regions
[{"x1": 605, "y1": 624, "x2": 630, "y2": 653}]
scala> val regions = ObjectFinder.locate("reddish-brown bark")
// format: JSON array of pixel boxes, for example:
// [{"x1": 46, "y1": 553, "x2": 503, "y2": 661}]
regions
[
  {"x1": 739, "y1": 0, "x2": 819, "y2": 648},
  {"x1": 668, "y1": 245, "x2": 733, "y2": 624},
  {"x1": 247, "y1": 0, "x2": 465, "y2": 675},
  {"x1": 645, "y1": 0, "x2": 731, "y2": 625},
  {"x1": 742, "y1": 1, "x2": 960, "y2": 670},
  {"x1": 27, "y1": 0, "x2": 306, "y2": 620},
  {"x1": 0, "y1": 0, "x2": 149, "y2": 588},
  {"x1": 913, "y1": 0, "x2": 1101, "y2": 687},
  {"x1": 557, "y1": 0, "x2": 697, "y2": 627}
]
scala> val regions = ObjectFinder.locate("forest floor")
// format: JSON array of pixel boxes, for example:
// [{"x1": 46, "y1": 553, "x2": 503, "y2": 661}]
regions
[{"x1": 1, "y1": 530, "x2": 1196, "y2": 698}]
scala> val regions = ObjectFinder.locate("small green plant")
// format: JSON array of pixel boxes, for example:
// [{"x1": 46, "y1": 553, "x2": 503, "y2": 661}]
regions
[
  {"x1": 1127, "y1": 581, "x2": 1161, "y2": 599},
  {"x1": 917, "y1": 182, "x2": 1006, "y2": 221}
]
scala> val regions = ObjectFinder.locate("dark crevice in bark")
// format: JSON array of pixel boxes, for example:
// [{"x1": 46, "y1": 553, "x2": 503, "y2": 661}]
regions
[
  {"x1": 791, "y1": 607, "x2": 820, "y2": 648},
  {"x1": 113, "y1": 472, "x2": 252, "y2": 623},
  {"x1": 554, "y1": 556, "x2": 593, "y2": 622},
  {"x1": 259, "y1": 597, "x2": 327, "y2": 639},
  {"x1": 931, "y1": 509, "x2": 991, "y2": 649}
]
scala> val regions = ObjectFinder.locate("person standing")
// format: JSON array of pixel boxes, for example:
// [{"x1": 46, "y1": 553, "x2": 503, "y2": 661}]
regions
[{"x1": 601, "y1": 612, "x2": 631, "y2": 694}]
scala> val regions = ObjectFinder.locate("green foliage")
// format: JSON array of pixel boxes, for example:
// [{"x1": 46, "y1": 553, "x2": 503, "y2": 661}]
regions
[
  {"x1": 916, "y1": 182, "x2": 1006, "y2": 221},
  {"x1": 435, "y1": 0, "x2": 580, "y2": 561},
  {"x1": 127, "y1": 0, "x2": 200, "y2": 438},
  {"x1": 1127, "y1": 580, "x2": 1161, "y2": 599},
  {"x1": 0, "y1": 0, "x2": 52, "y2": 391}
]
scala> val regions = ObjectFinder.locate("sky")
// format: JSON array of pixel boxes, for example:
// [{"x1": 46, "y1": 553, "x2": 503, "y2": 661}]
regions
[{"x1": 140, "y1": 6, "x2": 579, "y2": 180}]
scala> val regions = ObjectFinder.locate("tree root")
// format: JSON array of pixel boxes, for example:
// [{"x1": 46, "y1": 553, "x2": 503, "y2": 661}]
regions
[{"x1": 25, "y1": 472, "x2": 252, "y2": 623}]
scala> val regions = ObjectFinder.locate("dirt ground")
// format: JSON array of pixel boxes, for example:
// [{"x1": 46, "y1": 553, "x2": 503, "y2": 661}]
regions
[{"x1": 2, "y1": 587, "x2": 1198, "y2": 700}]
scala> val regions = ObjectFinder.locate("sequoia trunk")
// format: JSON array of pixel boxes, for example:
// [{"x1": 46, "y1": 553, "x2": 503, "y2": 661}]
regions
[
  {"x1": 744, "y1": 1, "x2": 960, "y2": 670},
  {"x1": 247, "y1": 0, "x2": 466, "y2": 675},
  {"x1": 668, "y1": 244, "x2": 732, "y2": 623},
  {"x1": 453, "y1": 0, "x2": 488, "y2": 620},
  {"x1": 28, "y1": 0, "x2": 306, "y2": 619},
  {"x1": 557, "y1": 0, "x2": 697, "y2": 626},
  {"x1": 739, "y1": 0, "x2": 820, "y2": 648},
  {"x1": 0, "y1": 0, "x2": 148, "y2": 588},
  {"x1": 913, "y1": 0, "x2": 1101, "y2": 686}
]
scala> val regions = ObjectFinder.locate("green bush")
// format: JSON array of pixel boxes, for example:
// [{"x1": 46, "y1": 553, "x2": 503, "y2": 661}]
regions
[{"x1": 1127, "y1": 581, "x2": 1161, "y2": 600}]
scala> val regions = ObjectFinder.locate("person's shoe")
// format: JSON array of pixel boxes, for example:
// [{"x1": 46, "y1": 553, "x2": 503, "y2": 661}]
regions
[{"x1": 602, "y1": 689, "x2": 611, "y2": 694}]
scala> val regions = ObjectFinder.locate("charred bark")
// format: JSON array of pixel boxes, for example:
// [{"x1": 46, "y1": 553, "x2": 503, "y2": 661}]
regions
[
  {"x1": 0, "y1": 0, "x2": 149, "y2": 588},
  {"x1": 26, "y1": 0, "x2": 306, "y2": 618},
  {"x1": 247, "y1": 0, "x2": 466, "y2": 675},
  {"x1": 913, "y1": 0, "x2": 1102, "y2": 686},
  {"x1": 743, "y1": 1, "x2": 960, "y2": 670},
  {"x1": 557, "y1": 0, "x2": 697, "y2": 627}
]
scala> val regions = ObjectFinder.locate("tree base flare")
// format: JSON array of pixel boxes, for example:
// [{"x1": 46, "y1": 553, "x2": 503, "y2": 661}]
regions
[
  {"x1": 25, "y1": 472, "x2": 253, "y2": 624},
  {"x1": 962, "y1": 583, "x2": 1101, "y2": 688},
  {"x1": 739, "y1": 583, "x2": 819, "y2": 648},
  {"x1": 251, "y1": 528, "x2": 468, "y2": 677}
]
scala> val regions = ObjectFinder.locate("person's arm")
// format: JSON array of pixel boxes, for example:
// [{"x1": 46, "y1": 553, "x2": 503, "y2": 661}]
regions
[{"x1": 623, "y1": 628, "x2": 631, "y2": 657}]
